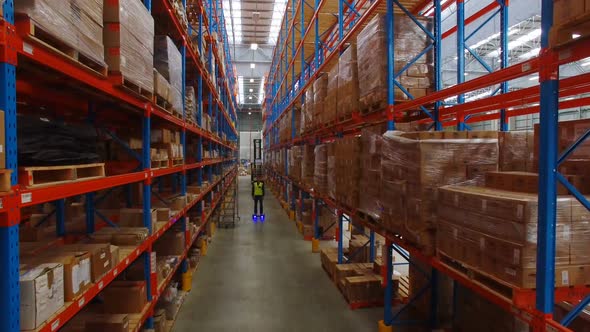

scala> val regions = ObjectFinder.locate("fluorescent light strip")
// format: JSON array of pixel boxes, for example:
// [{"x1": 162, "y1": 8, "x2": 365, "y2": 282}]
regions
[
  {"x1": 487, "y1": 28, "x2": 541, "y2": 58},
  {"x1": 259, "y1": 77, "x2": 265, "y2": 104},
  {"x1": 238, "y1": 76, "x2": 245, "y2": 104}
]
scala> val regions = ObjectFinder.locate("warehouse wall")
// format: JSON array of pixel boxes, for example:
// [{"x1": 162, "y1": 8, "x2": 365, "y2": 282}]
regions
[{"x1": 239, "y1": 131, "x2": 261, "y2": 161}]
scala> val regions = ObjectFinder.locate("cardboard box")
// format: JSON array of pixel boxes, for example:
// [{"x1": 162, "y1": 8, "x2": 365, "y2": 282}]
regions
[
  {"x1": 156, "y1": 208, "x2": 171, "y2": 221},
  {"x1": 153, "y1": 230, "x2": 185, "y2": 256},
  {"x1": 41, "y1": 250, "x2": 91, "y2": 301},
  {"x1": 60, "y1": 244, "x2": 112, "y2": 282},
  {"x1": 102, "y1": 281, "x2": 147, "y2": 314},
  {"x1": 86, "y1": 314, "x2": 129, "y2": 332},
  {"x1": 20, "y1": 263, "x2": 65, "y2": 330},
  {"x1": 119, "y1": 208, "x2": 157, "y2": 229},
  {"x1": 170, "y1": 195, "x2": 187, "y2": 211}
]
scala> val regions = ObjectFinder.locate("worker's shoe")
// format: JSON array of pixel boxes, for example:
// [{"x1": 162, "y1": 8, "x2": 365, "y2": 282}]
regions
[
  {"x1": 260, "y1": 214, "x2": 265, "y2": 222},
  {"x1": 252, "y1": 214, "x2": 258, "y2": 222}
]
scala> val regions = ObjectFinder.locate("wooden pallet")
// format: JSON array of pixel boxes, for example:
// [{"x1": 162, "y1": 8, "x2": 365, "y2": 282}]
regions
[
  {"x1": 550, "y1": 11, "x2": 590, "y2": 48},
  {"x1": 110, "y1": 72, "x2": 154, "y2": 101},
  {"x1": 155, "y1": 95, "x2": 173, "y2": 113},
  {"x1": 19, "y1": 163, "x2": 105, "y2": 188},
  {"x1": 356, "y1": 209, "x2": 379, "y2": 224},
  {"x1": 151, "y1": 159, "x2": 168, "y2": 169},
  {"x1": 15, "y1": 16, "x2": 108, "y2": 77},
  {"x1": 170, "y1": 158, "x2": 184, "y2": 167}
]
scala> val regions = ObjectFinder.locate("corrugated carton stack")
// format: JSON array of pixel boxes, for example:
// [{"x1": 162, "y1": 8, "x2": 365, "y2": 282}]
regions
[
  {"x1": 302, "y1": 86, "x2": 314, "y2": 134},
  {"x1": 437, "y1": 185, "x2": 590, "y2": 288},
  {"x1": 359, "y1": 124, "x2": 387, "y2": 219},
  {"x1": 155, "y1": 36, "x2": 183, "y2": 114},
  {"x1": 313, "y1": 73, "x2": 328, "y2": 130},
  {"x1": 334, "y1": 136, "x2": 361, "y2": 209},
  {"x1": 15, "y1": 0, "x2": 106, "y2": 67},
  {"x1": 325, "y1": 65, "x2": 339, "y2": 125},
  {"x1": 314, "y1": 144, "x2": 328, "y2": 196},
  {"x1": 328, "y1": 143, "x2": 336, "y2": 199},
  {"x1": 104, "y1": 0, "x2": 155, "y2": 93},
  {"x1": 338, "y1": 45, "x2": 359, "y2": 121},
  {"x1": 289, "y1": 146, "x2": 302, "y2": 181},
  {"x1": 381, "y1": 131, "x2": 498, "y2": 254},
  {"x1": 319, "y1": 205, "x2": 336, "y2": 238},
  {"x1": 357, "y1": 14, "x2": 433, "y2": 114},
  {"x1": 550, "y1": 0, "x2": 590, "y2": 47},
  {"x1": 498, "y1": 131, "x2": 535, "y2": 171},
  {"x1": 302, "y1": 145, "x2": 315, "y2": 188},
  {"x1": 185, "y1": 86, "x2": 197, "y2": 123}
]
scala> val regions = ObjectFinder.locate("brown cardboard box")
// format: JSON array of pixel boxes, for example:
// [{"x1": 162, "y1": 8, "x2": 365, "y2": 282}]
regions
[
  {"x1": 170, "y1": 195, "x2": 187, "y2": 211},
  {"x1": 153, "y1": 230, "x2": 185, "y2": 256},
  {"x1": 33, "y1": 250, "x2": 92, "y2": 301},
  {"x1": 103, "y1": 281, "x2": 147, "y2": 314},
  {"x1": 485, "y1": 171, "x2": 588, "y2": 195},
  {"x1": 119, "y1": 208, "x2": 156, "y2": 230},
  {"x1": 86, "y1": 314, "x2": 129, "y2": 332},
  {"x1": 60, "y1": 244, "x2": 112, "y2": 282}
]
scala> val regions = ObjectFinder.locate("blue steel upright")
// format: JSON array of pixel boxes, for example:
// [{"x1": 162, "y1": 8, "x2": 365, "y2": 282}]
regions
[
  {"x1": 499, "y1": 0, "x2": 509, "y2": 131},
  {"x1": 456, "y1": 0, "x2": 466, "y2": 131},
  {"x1": 536, "y1": 0, "x2": 559, "y2": 315}
]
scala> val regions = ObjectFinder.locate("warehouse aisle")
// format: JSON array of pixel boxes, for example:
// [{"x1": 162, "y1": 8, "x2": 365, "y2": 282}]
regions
[{"x1": 173, "y1": 176, "x2": 381, "y2": 332}]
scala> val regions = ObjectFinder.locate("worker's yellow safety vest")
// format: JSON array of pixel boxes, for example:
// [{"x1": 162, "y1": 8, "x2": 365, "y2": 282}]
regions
[{"x1": 254, "y1": 182, "x2": 264, "y2": 196}]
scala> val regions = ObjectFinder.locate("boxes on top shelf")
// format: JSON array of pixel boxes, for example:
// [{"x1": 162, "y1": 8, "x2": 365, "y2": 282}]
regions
[
  {"x1": 154, "y1": 36, "x2": 183, "y2": 114},
  {"x1": 337, "y1": 45, "x2": 359, "y2": 121},
  {"x1": 312, "y1": 73, "x2": 329, "y2": 129},
  {"x1": 15, "y1": 0, "x2": 106, "y2": 67},
  {"x1": 313, "y1": 144, "x2": 329, "y2": 196},
  {"x1": 356, "y1": 14, "x2": 434, "y2": 114},
  {"x1": 104, "y1": 0, "x2": 155, "y2": 93}
]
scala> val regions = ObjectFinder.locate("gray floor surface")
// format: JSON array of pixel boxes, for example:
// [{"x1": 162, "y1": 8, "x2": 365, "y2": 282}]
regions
[{"x1": 173, "y1": 176, "x2": 382, "y2": 332}]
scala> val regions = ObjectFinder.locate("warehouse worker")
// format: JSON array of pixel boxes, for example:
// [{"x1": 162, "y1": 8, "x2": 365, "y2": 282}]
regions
[{"x1": 252, "y1": 177, "x2": 265, "y2": 222}]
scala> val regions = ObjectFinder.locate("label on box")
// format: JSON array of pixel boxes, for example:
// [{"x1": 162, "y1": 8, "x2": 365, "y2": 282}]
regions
[
  {"x1": 51, "y1": 319, "x2": 60, "y2": 331},
  {"x1": 81, "y1": 258, "x2": 90, "y2": 285},
  {"x1": 562, "y1": 271, "x2": 569, "y2": 285},
  {"x1": 72, "y1": 264, "x2": 80, "y2": 294},
  {"x1": 513, "y1": 249, "x2": 520, "y2": 265}
]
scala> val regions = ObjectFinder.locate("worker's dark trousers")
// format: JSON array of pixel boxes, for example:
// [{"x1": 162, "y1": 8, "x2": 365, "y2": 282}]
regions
[{"x1": 254, "y1": 196, "x2": 264, "y2": 215}]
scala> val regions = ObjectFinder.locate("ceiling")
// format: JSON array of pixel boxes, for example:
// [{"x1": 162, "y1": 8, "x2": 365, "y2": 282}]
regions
[{"x1": 223, "y1": 0, "x2": 287, "y2": 113}]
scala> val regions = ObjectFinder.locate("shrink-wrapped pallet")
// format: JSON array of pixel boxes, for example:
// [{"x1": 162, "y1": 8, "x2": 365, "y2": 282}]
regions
[
  {"x1": 498, "y1": 131, "x2": 534, "y2": 172},
  {"x1": 337, "y1": 45, "x2": 359, "y2": 121},
  {"x1": 334, "y1": 136, "x2": 361, "y2": 209},
  {"x1": 15, "y1": 0, "x2": 105, "y2": 66},
  {"x1": 327, "y1": 143, "x2": 336, "y2": 199},
  {"x1": 358, "y1": 124, "x2": 387, "y2": 219},
  {"x1": 313, "y1": 144, "x2": 328, "y2": 196},
  {"x1": 357, "y1": 14, "x2": 433, "y2": 114},
  {"x1": 313, "y1": 73, "x2": 328, "y2": 129},
  {"x1": 325, "y1": 65, "x2": 339, "y2": 125},
  {"x1": 289, "y1": 146, "x2": 302, "y2": 181},
  {"x1": 301, "y1": 145, "x2": 315, "y2": 187},
  {"x1": 104, "y1": 0, "x2": 155, "y2": 93},
  {"x1": 302, "y1": 86, "x2": 314, "y2": 133},
  {"x1": 185, "y1": 86, "x2": 197, "y2": 122},
  {"x1": 380, "y1": 131, "x2": 498, "y2": 254},
  {"x1": 155, "y1": 36, "x2": 183, "y2": 113}
]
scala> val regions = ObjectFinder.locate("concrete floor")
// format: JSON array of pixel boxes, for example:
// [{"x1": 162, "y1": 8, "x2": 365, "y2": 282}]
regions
[{"x1": 173, "y1": 176, "x2": 382, "y2": 332}]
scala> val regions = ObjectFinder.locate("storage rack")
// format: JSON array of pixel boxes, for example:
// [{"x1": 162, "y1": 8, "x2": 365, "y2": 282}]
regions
[
  {"x1": 0, "y1": 0, "x2": 239, "y2": 331},
  {"x1": 262, "y1": 0, "x2": 590, "y2": 331}
]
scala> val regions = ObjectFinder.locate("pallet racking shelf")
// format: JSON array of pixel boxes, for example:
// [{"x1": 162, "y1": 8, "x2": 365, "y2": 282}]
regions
[
  {"x1": 263, "y1": 0, "x2": 590, "y2": 331},
  {"x1": 0, "y1": 0, "x2": 239, "y2": 331}
]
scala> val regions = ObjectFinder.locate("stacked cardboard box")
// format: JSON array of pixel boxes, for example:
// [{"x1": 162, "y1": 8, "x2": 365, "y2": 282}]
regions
[
  {"x1": 498, "y1": 131, "x2": 534, "y2": 171},
  {"x1": 325, "y1": 65, "x2": 339, "y2": 124},
  {"x1": 151, "y1": 128, "x2": 184, "y2": 162},
  {"x1": 359, "y1": 124, "x2": 387, "y2": 219},
  {"x1": 348, "y1": 235, "x2": 371, "y2": 263},
  {"x1": 550, "y1": 0, "x2": 590, "y2": 47},
  {"x1": 320, "y1": 247, "x2": 340, "y2": 278},
  {"x1": 15, "y1": 1, "x2": 105, "y2": 67},
  {"x1": 381, "y1": 131, "x2": 498, "y2": 254},
  {"x1": 19, "y1": 263, "x2": 65, "y2": 330},
  {"x1": 534, "y1": 118, "x2": 590, "y2": 174},
  {"x1": 313, "y1": 144, "x2": 328, "y2": 196},
  {"x1": 357, "y1": 14, "x2": 433, "y2": 114},
  {"x1": 437, "y1": 185, "x2": 590, "y2": 288},
  {"x1": 334, "y1": 136, "x2": 361, "y2": 209},
  {"x1": 302, "y1": 86, "x2": 314, "y2": 133},
  {"x1": 185, "y1": 87, "x2": 197, "y2": 123},
  {"x1": 301, "y1": 145, "x2": 315, "y2": 188},
  {"x1": 104, "y1": 0, "x2": 155, "y2": 93},
  {"x1": 328, "y1": 143, "x2": 336, "y2": 199},
  {"x1": 337, "y1": 45, "x2": 359, "y2": 121},
  {"x1": 289, "y1": 146, "x2": 302, "y2": 181},
  {"x1": 103, "y1": 281, "x2": 148, "y2": 314},
  {"x1": 318, "y1": 205, "x2": 337, "y2": 238},
  {"x1": 313, "y1": 73, "x2": 328, "y2": 129}
]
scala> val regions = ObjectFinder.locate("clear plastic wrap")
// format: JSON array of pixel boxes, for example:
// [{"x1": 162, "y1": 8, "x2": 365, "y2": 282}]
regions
[
  {"x1": 380, "y1": 131, "x2": 498, "y2": 250},
  {"x1": 534, "y1": 118, "x2": 590, "y2": 172},
  {"x1": 314, "y1": 144, "x2": 328, "y2": 195},
  {"x1": 154, "y1": 69, "x2": 170, "y2": 100},
  {"x1": 437, "y1": 185, "x2": 590, "y2": 288},
  {"x1": 327, "y1": 143, "x2": 336, "y2": 199},
  {"x1": 169, "y1": 87, "x2": 183, "y2": 114},
  {"x1": 303, "y1": 85, "x2": 314, "y2": 133},
  {"x1": 301, "y1": 145, "x2": 315, "y2": 188},
  {"x1": 498, "y1": 131, "x2": 534, "y2": 171},
  {"x1": 154, "y1": 36, "x2": 183, "y2": 93},
  {"x1": 359, "y1": 124, "x2": 387, "y2": 219},
  {"x1": 185, "y1": 86, "x2": 197, "y2": 122},
  {"x1": 325, "y1": 65, "x2": 339, "y2": 124},
  {"x1": 289, "y1": 146, "x2": 302, "y2": 181},
  {"x1": 334, "y1": 136, "x2": 361, "y2": 208},
  {"x1": 356, "y1": 14, "x2": 433, "y2": 114},
  {"x1": 313, "y1": 73, "x2": 328, "y2": 129},
  {"x1": 15, "y1": 0, "x2": 105, "y2": 66},
  {"x1": 104, "y1": 0, "x2": 155, "y2": 92},
  {"x1": 337, "y1": 45, "x2": 359, "y2": 120}
]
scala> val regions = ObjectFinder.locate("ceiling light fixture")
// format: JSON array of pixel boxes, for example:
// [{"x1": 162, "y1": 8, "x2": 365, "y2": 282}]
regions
[
  {"x1": 251, "y1": 43, "x2": 258, "y2": 50},
  {"x1": 248, "y1": 111, "x2": 252, "y2": 115},
  {"x1": 250, "y1": 78, "x2": 254, "y2": 83},
  {"x1": 249, "y1": 89, "x2": 253, "y2": 92},
  {"x1": 250, "y1": 63, "x2": 256, "y2": 69},
  {"x1": 249, "y1": 96, "x2": 253, "y2": 100}
]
